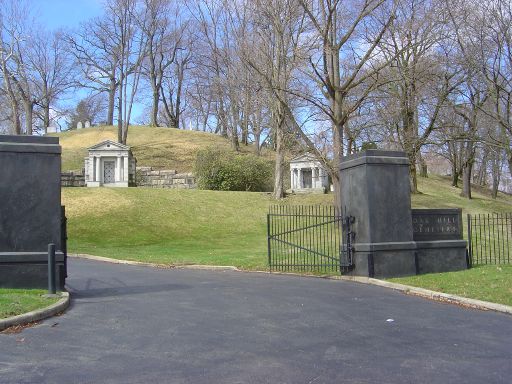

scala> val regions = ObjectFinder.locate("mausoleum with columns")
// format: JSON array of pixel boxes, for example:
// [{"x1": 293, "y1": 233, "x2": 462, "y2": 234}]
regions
[
  {"x1": 290, "y1": 153, "x2": 329, "y2": 193},
  {"x1": 85, "y1": 140, "x2": 136, "y2": 187}
]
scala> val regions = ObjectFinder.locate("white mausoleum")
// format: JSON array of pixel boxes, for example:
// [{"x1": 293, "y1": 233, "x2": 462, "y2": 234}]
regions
[
  {"x1": 290, "y1": 153, "x2": 329, "y2": 193},
  {"x1": 85, "y1": 140, "x2": 136, "y2": 187}
]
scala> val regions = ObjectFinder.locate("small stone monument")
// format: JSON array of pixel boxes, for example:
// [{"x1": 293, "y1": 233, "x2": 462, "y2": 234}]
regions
[
  {"x1": 77, "y1": 121, "x2": 83, "y2": 129},
  {"x1": 85, "y1": 120, "x2": 91, "y2": 128}
]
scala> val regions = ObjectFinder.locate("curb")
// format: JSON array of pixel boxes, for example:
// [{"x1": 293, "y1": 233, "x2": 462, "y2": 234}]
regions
[
  {"x1": 70, "y1": 253, "x2": 512, "y2": 316},
  {"x1": 0, "y1": 292, "x2": 70, "y2": 332},
  {"x1": 335, "y1": 276, "x2": 512, "y2": 315},
  {"x1": 70, "y1": 253, "x2": 240, "y2": 271}
]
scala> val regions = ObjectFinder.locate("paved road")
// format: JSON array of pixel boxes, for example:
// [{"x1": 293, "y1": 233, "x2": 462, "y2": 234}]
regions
[{"x1": 1, "y1": 258, "x2": 511, "y2": 384}]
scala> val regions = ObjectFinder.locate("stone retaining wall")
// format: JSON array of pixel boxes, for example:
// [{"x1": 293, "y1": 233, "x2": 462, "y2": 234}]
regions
[
  {"x1": 61, "y1": 171, "x2": 86, "y2": 187},
  {"x1": 136, "y1": 167, "x2": 196, "y2": 189},
  {"x1": 60, "y1": 167, "x2": 196, "y2": 189}
]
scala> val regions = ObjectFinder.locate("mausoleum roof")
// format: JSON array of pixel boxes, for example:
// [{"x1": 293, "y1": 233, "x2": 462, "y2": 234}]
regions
[
  {"x1": 290, "y1": 153, "x2": 321, "y2": 164},
  {"x1": 88, "y1": 140, "x2": 131, "y2": 151}
]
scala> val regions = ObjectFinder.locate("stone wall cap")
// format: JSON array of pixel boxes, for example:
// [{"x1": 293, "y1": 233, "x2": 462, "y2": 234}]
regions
[
  {"x1": 0, "y1": 142, "x2": 61, "y2": 154},
  {"x1": 343, "y1": 149, "x2": 408, "y2": 160},
  {"x1": 340, "y1": 152, "x2": 409, "y2": 170},
  {"x1": 0, "y1": 135, "x2": 59, "y2": 144}
]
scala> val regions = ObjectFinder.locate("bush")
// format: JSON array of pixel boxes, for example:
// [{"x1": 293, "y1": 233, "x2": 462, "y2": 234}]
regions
[{"x1": 195, "y1": 147, "x2": 273, "y2": 192}]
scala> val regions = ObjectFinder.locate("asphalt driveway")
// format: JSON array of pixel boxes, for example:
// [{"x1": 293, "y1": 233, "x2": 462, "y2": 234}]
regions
[{"x1": 1, "y1": 258, "x2": 511, "y2": 384}]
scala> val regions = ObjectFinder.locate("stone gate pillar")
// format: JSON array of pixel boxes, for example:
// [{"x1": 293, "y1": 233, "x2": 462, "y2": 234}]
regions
[
  {"x1": 340, "y1": 150, "x2": 417, "y2": 278},
  {"x1": 0, "y1": 135, "x2": 66, "y2": 289}
]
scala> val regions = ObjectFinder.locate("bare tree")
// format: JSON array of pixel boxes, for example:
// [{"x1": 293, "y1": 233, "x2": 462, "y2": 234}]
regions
[
  {"x1": 477, "y1": 0, "x2": 512, "y2": 179},
  {"x1": 141, "y1": 0, "x2": 188, "y2": 127},
  {"x1": 30, "y1": 29, "x2": 75, "y2": 132},
  {"x1": 67, "y1": 16, "x2": 120, "y2": 126},
  {"x1": 0, "y1": 2, "x2": 22, "y2": 134},
  {"x1": 0, "y1": 1, "x2": 40, "y2": 135},
  {"x1": 294, "y1": 0, "x2": 398, "y2": 207},
  {"x1": 237, "y1": 0, "x2": 308, "y2": 198},
  {"x1": 106, "y1": 0, "x2": 148, "y2": 144}
]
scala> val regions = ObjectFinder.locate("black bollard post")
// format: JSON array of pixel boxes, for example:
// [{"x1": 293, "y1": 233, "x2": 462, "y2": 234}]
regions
[{"x1": 48, "y1": 243, "x2": 56, "y2": 295}]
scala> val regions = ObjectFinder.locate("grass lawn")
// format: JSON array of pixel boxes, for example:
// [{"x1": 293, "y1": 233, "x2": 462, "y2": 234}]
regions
[
  {"x1": 0, "y1": 289, "x2": 60, "y2": 319},
  {"x1": 63, "y1": 187, "x2": 332, "y2": 270},
  {"x1": 389, "y1": 265, "x2": 512, "y2": 306}
]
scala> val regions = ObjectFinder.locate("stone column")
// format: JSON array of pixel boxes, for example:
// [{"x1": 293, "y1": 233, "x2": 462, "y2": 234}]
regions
[
  {"x1": 291, "y1": 168, "x2": 295, "y2": 190},
  {"x1": 297, "y1": 168, "x2": 302, "y2": 189},
  {"x1": 90, "y1": 156, "x2": 95, "y2": 182},
  {"x1": 340, "y1": 150, "x2": 417, "y2": 278},
  {"x1": 123, "y1": 155, "x2": 129, "y2": 182},
  {"x1": 115, "y1": 156, "x2": 121, "y2": 182},
  {"x1": 95, "y1": 156, "x2": 101, "y2": 183}
]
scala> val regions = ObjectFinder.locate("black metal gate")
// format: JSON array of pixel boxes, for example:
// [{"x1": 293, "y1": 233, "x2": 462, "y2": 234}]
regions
[
  {"x1": 467, "y1": 213, "x2": 512, "y2": 266},
  {"x1": 267, "y1": 205, "x2": 354, "y2": 274}
]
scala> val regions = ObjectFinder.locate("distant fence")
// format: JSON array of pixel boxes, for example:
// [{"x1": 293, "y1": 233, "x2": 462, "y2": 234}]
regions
[{"x1": 467, "y1": 213, "x2": 512, "y2": 265}]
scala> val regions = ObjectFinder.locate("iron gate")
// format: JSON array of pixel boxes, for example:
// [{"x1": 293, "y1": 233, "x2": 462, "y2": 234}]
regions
[
  {"x1": 267, "y1": 205, "x2": 354, "y2": 274},
  {"x1": 467, "y1": 213, "x2": 512, "y2": 266}
]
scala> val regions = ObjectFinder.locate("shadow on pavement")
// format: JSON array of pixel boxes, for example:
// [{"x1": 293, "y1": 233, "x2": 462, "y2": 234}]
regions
[{"x1": 66, "y1": 281, "x2": 191, "y2": 299}]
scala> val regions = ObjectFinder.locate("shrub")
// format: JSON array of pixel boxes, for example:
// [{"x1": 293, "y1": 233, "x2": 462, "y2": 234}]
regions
[
  {"x1": 195, "y1": 147, "x2": 273, "y2": 192},
  {"x1": 360, "y1": 141, "x2": 378, "y2": 151}
]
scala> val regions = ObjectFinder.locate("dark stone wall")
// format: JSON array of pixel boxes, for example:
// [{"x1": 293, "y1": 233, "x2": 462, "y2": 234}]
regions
[{"x1": 0, "y1": 135, "x2": 65, "y2": 289}]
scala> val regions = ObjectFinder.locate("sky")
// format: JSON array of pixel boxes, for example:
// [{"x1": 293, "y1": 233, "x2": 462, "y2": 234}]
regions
[
  {"x1": 31, "y1": 1, "x2": 150, "y2": 128},
  {"x1": 33, "y1": 0, "x2": 103, "y2": 30}
]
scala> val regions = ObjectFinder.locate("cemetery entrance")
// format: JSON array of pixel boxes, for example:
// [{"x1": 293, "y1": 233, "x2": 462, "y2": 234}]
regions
[{"x1": 267, "y1": 205, "x2": 354, "y2": 274}]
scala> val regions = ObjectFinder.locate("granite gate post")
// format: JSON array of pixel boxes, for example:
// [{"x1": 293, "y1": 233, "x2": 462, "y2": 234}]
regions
[
  {"x1": 340, "y1": 150, "x2": 467, "y2": 278},
  {"x1": 0, "y1": 135, "x2": 66, "y2": 289}
]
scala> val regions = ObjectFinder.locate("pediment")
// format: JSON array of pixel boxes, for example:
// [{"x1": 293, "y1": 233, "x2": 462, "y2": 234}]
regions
[
  {"x1": 290, "y1": 153, "x2": 319, "y2": 164},
  {"x1": 88, "y1": 140, "x2": 130, "y2": 151}
]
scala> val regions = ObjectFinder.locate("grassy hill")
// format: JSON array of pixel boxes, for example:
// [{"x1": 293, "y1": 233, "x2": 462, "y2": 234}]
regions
[{"x1": 52, "y1": 125, "x2": 235, "y2": 172}]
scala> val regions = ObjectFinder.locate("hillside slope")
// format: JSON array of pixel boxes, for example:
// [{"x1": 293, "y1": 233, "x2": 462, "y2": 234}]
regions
[{"x1": 52, "y1": 125, "x2": 234, "y2": 172}]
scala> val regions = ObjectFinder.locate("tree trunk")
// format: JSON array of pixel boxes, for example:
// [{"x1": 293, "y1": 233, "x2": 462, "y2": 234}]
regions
[
  {"x1": 253, "y1": 129, "x2": 261, "y2": 156},
  {"x1": 107, "y1": 78, "x2": 116, "y2": 126},
  {"x1": 419, "y1": 154, "x2": 428, "y2": 178},
  {"x1": 452, "y1": 162, "x2": 459, "y2": 187},
  {"x1": 491, "y1": 172, "x2": 499, "y2": 199},
  {"x1": 117, "y1": 80, "x2": 123, "y2": 144},
  {"x1": 43, "y1": 102, "x2": 51, "y2": 133},
  {"x1": 491, "y1": 152, "x2": 501, "y2": 199},
  {"x1": 460, "y1": 163, "x2": 472, "y2": 199},
  {"x1": 175, "y1": 64, "x2": 185, "y2": 130},
  {"x1": 9, "y1": 98, "x2": 21, "y2": 135},
  {"x1": 24, "y1": 100, "x2": 34, "y2": 135},
  {"x1": 331, "y1": 90, "x2": 344, "y2": 211},
  {"x1": 475, "y1": 156, "x2": 488, "y2": 186},
  {"x1": 273, "y1": 126, "x2": 284, "y2": 199},
  {"x1": 409, "y1": 157, "x2": 418, "y2": 194},
  {"x1": 150, "y1": 86, "x2": 159, "y2": 127}
]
